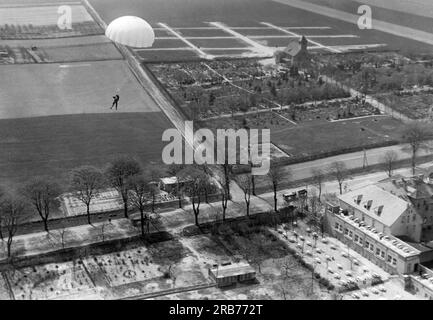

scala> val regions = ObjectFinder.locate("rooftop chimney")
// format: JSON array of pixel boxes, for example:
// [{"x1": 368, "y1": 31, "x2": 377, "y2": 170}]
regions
[
  {"x1": 356, "y1": 195, "x2": 363, "y2": 205},
  {"x1": 376, "y1": 205, "x2": 384, "y2": 216},
  {"x1": 364, "y1": 200, "x2": 373, "y2": 210}
]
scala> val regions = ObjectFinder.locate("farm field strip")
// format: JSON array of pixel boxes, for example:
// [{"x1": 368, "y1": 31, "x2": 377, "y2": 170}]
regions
[
  {"x1": 207, "y1": 21, "x2": 274, "y2": 56},
  {"x1": 137, "y1": 22, "x2": 386, "y2": 61},
  {"x1": 157, "y1": 22, "x2": 212, "y2": 59},
  {"x1": 261, "y1": 21, "x2": 341, "y2": 53},
  {"x1": 0, "y1": 4, "x2": 94, "y2": 26}
]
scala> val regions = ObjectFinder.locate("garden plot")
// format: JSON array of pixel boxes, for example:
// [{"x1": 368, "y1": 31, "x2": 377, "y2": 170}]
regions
[
  {"x1": 276, "y1": 98, "x2": 381, "y2": 123},
  {"x1": 273, "y1": 224, "x2": 389, "y2": 293},
  {"x1": 83, "y1": 240, "x2": 211, "y2": 298},
  {"x1": 83, "y1": 247, "x2": 164, "y2": 287},
  {"x1": 375, "y1": 91, "x2": 433, "y2": 120},
  {"x1": 318, "y1": 51, "x2": 433, "y2": 95},
  {"x1": 6, "y1": 261, "x2": 96, "y2": 300},
  {"x1": 148, "y1": 59, "x2": 350, "y2": 120},
  {"x1": 212, "y1": 224, "x2": 332, "y2": 299}
]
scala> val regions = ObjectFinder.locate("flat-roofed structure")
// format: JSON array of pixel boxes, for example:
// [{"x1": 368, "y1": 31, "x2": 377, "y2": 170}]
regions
[{"x1": 209, "y1": 262, "x2": 256, "y2": 287}]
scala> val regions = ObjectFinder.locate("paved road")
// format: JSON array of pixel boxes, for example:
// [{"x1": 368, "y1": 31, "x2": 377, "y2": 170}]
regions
[{"x1": 279, "y1": 141, "x2": 433, "y2": 181}]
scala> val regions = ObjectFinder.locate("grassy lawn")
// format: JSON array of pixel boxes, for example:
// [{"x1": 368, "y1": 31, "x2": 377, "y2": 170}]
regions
[
  {"x1": 271, "y1": 116, "x2": 403, "y2": 158},
  {"x1": 202, "y1": 113, "x2": 402, "y2": 160},
  {"x1": 0, "y1": 112, "x2": 171, "y2": 186}
]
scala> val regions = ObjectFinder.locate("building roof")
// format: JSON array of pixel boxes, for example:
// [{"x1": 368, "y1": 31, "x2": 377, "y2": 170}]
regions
[
  {"x1": 283, "y1": 40, "x2": 302, "y2": 57},
  {"x1": 377, "y1": 175, "x2": 433, "y2": 201},
  {"x1": 209, "y1": 262, "x2": 255, "y2": 279},
  {"x1": 339, "y1": 185, "x2": 409, "y2": 227},
  {"x1": 335, "y1": 212, "x2": 420, "y2": 258}
]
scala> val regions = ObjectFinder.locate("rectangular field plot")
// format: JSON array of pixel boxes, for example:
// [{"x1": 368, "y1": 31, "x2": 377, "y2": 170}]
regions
[
  {"x1": 0, "y1": 4, "x2": 93, "y2": 26},
  {"x1": 7, "y1": 261, "x2": 96, "y2": 300},
  {"x1": 83, "y1": 247, "x2": 165, "y2": 287},
  {"x1": 236, "y1": 28, "x2": 288, "y2": 36},
  {"x1": 310, "y1": 36, "x2": 384, "y2": 47},
  {"x1": 137, "y1": 49, "x2": 200, "y2": 62},
  {"x1": 174, "y1": 28, "x2": 230, "y2": 37},
  {"x1": 42, "y1": 43, "x2": 122, "y2": 63},
  {"x1": 0, "y1": 5, "x2": 102, "y2": 39},
  {"x1": 189, "y1": 38, "x2": 250, "y2": 48},
  {"x1": 151, "y1": 38, "x2": 187, "y2": 49},
  {"x1": 271, "y1": 116, "x2": 403, "y2": 158},
  {"x1": 375, "y1": 92, "x2": 433, "y2": 120},
  {"x1": 0, "y1": 112, "x2": 172, "y2": 184},
  {"x1": 204, "y1": 48, "x2": 253, "y2": 56},
  {"x1": 82, "y1": 240, "x2": 210, "y2": 298}
]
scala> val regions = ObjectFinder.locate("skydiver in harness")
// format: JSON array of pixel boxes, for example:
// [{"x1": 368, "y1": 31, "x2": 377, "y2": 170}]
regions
[{"x1": 111, "y1": 94, "x2": 120, "y2": 110}]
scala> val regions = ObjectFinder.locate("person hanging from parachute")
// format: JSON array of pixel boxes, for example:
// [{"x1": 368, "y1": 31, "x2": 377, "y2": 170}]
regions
[
  {"x1": 111, "y1": 94, "x2": 120, "y2": 110},
  {"x1": 105, "y1": 16, "x2": 155, "y2": 112}
]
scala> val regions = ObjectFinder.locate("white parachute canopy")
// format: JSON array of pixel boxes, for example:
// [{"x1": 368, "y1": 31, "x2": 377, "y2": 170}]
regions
[{"x1": 105, "y1": 16, "x2": 155, "y2": 48}]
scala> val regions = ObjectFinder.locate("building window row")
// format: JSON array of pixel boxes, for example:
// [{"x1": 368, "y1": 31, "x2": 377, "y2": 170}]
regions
[{"x1": 334, "y1": 222, "x2": 343, "y2": 233}]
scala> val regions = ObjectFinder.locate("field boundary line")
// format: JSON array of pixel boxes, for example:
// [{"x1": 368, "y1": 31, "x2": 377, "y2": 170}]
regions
[
  {"x1": 271, "y1": 0, "x2": 433, "y2": 47},
  {"x1": 134, "y1": 47, "x2": 193, "y2": 51},
  {"x1": 260, "y1": 21, "x2": 341, "y2": 53},
  {"x1": 158, "y1": 23, "x2": 213, "y2": 59},
  {"x1": 208, "y1": 22, "x2": 274, "y2": 57}
]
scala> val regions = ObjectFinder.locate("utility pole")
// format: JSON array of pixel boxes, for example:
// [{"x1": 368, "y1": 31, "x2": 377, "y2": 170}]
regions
[{"x1": 362, "y1": 149, "x2": 368, "y2": 169}]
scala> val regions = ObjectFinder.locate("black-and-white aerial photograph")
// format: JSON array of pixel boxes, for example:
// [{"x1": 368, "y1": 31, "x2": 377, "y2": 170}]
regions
[{"x1": 0, "y1": 0, "x2": 433, "y2": 309}]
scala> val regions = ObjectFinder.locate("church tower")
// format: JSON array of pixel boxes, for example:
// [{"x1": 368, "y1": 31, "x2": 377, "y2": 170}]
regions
[{"x1": 300, "y1": 35, "x2": 308, "y2": 51}]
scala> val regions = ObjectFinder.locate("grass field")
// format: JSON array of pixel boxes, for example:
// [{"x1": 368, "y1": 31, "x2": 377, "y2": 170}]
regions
[
  {"x1": 90, "y1": 0, "x2": 433, "y2": 54},
  {"x1": 271, "y1": 116, "x2": 403, "y2": 158},
  {"x1": 0, "y1": 59, "x2": 175, "y2": 185},
  {"x1": 0, "y1": 112, "x2": 170, "y2": 186},
  {"x1": 0, "y1": 4, "x2": 93, "y2": 26},
  {"x1": 0, "y1": 60, "x2": 158, "y2": 118},
  {"x1": 202, "y1": 114, "x2": 403, "y2": 161}
]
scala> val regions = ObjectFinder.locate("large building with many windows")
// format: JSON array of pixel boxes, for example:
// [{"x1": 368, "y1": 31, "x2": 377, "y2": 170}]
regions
[{"x1": 325, "y1": 183, "x2": 432, "y2": 275}]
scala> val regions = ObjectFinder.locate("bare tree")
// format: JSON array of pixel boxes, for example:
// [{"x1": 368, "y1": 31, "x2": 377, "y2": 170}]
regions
[
  {"x1": 238, "y1": 174, "x2": 252, "y2": 217},
  {"x1": 311, "y1": 168, "x2": 325, "y2": 201},
  {"x1": 218, "y1": 165, "x2": 230, "y2": 222},
  {"x1": 0, "y1": 194, "x2": 25, "y2": 258},
  {"x1": 222, "y1": 161, "x2": 233, "y2": 197},
  {"x1": 220, "y1": 187, "x2": 229, "y2": 222},
  {"x1": 267, "y1": 166, "x2": 289, "y2": 212},
  {"x1": 70, "y1": 166, "x2": 104, "y2": 225},
  {"x1": 181, "y1": 166, "x2": 210, "y2": 226},
  {"x1": 21, "y1": 177, "x2": 62, "y2": 232},
  {"x1": 402, "y1": 123, "x2": 430, "y2": 175},
  {"x1": 127, "y1": 174, "x2": 152, "y2": 237},
  {"x1": 328, "y1": 161, "x2": 348, "y2": 195},
  {"x1": 382, "y1": 150, "x2": 398, "y2": 177},
  {"x1": 106, "y1": 157, "x2": 142, "y2": 218}
]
